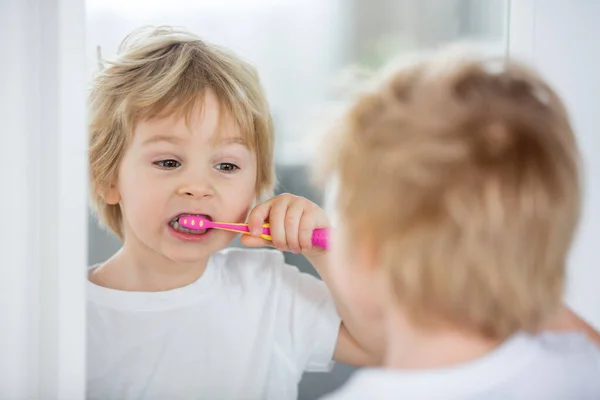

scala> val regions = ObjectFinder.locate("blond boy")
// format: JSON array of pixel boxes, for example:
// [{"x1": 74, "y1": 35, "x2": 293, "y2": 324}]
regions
[
  {"x1": 87, "y1": 27, "x2": 379, "y2": 400},
  {"x1": 318, "y1": 51, "x2": 600, "y2": 398}
]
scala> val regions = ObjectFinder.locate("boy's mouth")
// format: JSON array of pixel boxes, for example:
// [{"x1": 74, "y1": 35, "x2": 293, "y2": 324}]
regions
[{"x1": 169, "y1": 213, "x2": 212, "y2": 235}]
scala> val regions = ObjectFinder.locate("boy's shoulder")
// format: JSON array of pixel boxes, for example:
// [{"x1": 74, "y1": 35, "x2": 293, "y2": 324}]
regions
[
  {"x1": 322, "y1": 333, "x2": 600, "y2": 400},
  {"x1": 211, "y1": 247, "x2": 302, "y2": 283},
  {"x1": 534, "y1": 332, "x2": 600, "y2": 372},
  {"x1": 211, "y1": 247, "x2": 326, "y2": 296}
]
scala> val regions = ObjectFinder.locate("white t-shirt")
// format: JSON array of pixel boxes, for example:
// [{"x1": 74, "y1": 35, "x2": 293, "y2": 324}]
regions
[
  {"x1": 87, "y1": 248, "x2": 341, "y2": 400},
  {"x1": 322, "y1": 332, "x2": 600, "y2": 399}
]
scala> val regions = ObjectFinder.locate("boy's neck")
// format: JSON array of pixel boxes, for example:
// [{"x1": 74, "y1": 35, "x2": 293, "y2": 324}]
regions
[
  {"x1": 90, "y1": 243, "x2": 210, "y2": 292},
  {"x1": 383, "y1": 310, "x2": 502, "y2": 370}
]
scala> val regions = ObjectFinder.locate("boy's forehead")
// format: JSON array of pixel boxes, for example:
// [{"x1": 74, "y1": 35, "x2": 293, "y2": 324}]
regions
[
  {"x1": 135, "y1": 105, "x2": 248, "y2": 147},
  {"x1": 137, "y1": 125, "x2": 247, "y2": 147},
  {"x1": 130, "y1": 84, "x2": 256, "y2": 150}
]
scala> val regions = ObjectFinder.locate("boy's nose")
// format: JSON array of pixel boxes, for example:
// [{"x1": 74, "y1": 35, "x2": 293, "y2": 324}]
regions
[{"x1": 177, "y1": 179, "x2": 214, "y2": 198}]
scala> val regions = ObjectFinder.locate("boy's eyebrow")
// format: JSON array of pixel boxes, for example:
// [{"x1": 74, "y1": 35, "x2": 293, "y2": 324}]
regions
[
  {"x1": 218, "y1": 136, "x2": 247, "y2": 146},
  {"x1": 141, "y1": 135, "x2": 183, "y2": 146},
  {"x1": 141, "y1": 134, "x2": 247, "y2": 146}
]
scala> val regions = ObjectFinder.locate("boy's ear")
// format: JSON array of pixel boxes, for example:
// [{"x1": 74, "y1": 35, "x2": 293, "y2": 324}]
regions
[{"x1": 103, "y1": 184, "x2": 121, "y2": 205}]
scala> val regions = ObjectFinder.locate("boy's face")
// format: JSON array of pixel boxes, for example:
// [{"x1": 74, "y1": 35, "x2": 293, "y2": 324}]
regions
[{"x1": 106, "y1": 89, "x2": 257, "y2": 265}]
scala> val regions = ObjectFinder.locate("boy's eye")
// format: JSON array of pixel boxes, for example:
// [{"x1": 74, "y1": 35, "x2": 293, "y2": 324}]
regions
[
  {"x1": 154, "y1": 159, "x2": 181, "y2": 169},
  {"x1": 214, "y1": 163, "x2": 240, "y2": 173}
]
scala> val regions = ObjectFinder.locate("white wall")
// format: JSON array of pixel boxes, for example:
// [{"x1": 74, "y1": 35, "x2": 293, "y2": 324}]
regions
[
  {"x1": 0, "y1": 0, "x2": 87, "y2": 398},
  {"x1": 509, "y1": 0, "x2": 600, "y2": 329}
]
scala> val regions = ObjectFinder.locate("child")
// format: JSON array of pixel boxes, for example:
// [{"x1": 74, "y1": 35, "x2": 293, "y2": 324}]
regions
[
  {"x1": 87, "y1": 26, "x2": 379, "y2": 400},
  {"x1": 317, "y1": 49, "x2": 600, "y2": 399}
]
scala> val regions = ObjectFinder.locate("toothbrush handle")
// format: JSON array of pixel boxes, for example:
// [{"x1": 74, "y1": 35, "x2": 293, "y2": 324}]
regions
[
  {"x1": 260, "y1": 226, "x2": 329, "y2": 250},
  {"x1": 207, "y1": 221, "x2": 329, "y2": 249},
  {"x1": 262, "y1": 224, "x2": 329, "y2": 250}
]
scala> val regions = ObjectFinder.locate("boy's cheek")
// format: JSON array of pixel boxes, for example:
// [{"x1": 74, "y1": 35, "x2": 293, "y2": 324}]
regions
[
  {"x1": 329, "y1": 248, "x2": 358, "y2": 301},
  {"x1": 330, "y1": 237, "x2": 387, "y2": 319},
  {"x1": 222, "y1": 186, "x2": 256, "y2": 222}
]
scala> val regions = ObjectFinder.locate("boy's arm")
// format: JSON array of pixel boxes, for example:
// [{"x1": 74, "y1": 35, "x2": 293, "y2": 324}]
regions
[
  {"x1": 306, "y1": 252, "x2": 384, "y2": 367},
  {"x1": 243, "y1": 193, "x2": 384, "y2": 367}
]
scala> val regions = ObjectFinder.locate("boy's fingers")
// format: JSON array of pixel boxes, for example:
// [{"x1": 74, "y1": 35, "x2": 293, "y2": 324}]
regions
[
  {"x1": 284, "y1": 202, "x2": 304, "y2": 253},
  {"x1": 240, "y1": 234, "x2": 272, "y2": 248},
  {"x1": 247, "y1": 201, "x2": 272, "y2": 236},
  {"x1": 269, "y1": 201, "x2": 289, "y2": 251},
  {"x1": 298, "y1": 212, "x2": 315, "y2": 252}
]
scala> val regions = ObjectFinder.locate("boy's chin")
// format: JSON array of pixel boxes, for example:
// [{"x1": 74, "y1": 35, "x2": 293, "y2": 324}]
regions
[
  {"x1": 163, "y1": 247, "x2": 217, "y2": 265},
  {"x1": 163, "y1": 238, "x2": 232, "y2": 264}
]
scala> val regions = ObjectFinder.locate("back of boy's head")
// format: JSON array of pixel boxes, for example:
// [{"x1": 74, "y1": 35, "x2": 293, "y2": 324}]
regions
[
  {"x1": 89, "y1": 26, "x2": 275, "y2": 238},
  {"x1": 320, "y1": 50, "x2": 581, "y2": 339}
]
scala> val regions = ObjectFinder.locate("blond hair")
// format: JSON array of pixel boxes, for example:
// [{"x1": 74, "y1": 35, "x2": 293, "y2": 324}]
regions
[
  {"x1": 319, "y1": 52, "x2": 581, "y2": 339},
  {"x1": 89, "y1": 26, "x2": 275, "y2": 238}
]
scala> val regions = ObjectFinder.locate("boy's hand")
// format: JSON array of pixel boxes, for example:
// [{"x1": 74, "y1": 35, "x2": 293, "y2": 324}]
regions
[{"x1": 242, "y1": 193, "x2": 329, "y2": 255}]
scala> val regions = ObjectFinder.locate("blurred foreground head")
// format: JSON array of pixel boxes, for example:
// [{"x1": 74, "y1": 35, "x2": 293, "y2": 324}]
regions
[{"x1": 318, "y1": 47, "x2": 581, "y2": 340}]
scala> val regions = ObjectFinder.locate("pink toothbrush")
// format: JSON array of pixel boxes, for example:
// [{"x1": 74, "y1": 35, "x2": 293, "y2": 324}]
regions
[{"x1": 178, "y1": 215, "x2": 329, "y2": 250}]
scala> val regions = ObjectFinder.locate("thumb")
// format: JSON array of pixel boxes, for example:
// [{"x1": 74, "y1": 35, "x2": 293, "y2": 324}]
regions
[{"x1": 240, "y1": 234, "x2": 273, "y2": 248}]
